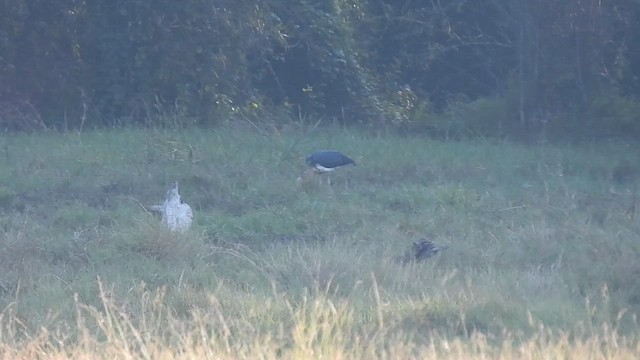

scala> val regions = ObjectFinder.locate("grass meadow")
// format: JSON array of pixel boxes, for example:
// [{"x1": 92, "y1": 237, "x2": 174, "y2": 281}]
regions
[{"x1": 0, "y1": 124, "x2": 639, "y2": 358}]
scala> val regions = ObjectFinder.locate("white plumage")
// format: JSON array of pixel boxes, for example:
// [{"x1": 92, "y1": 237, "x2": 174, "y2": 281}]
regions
[{"x1": 152, "y1": 182, "x2": 193, "y2": 232}]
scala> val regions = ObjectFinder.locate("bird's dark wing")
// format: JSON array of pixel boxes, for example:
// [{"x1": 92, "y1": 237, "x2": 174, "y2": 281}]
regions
[{"x1": 306, "y1": 150, "x2": 355, "y2": 168}]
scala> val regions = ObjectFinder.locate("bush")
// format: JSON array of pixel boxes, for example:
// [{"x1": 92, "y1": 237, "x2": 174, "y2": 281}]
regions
[
  {"x1": 427, "y1": 97, "x2": 510, "y2": 138},
  {"x1": 588, "y1": 94, "x2": 640, "y2": 136}
]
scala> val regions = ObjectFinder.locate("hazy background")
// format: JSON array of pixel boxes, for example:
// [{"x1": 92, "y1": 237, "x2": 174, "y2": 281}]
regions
[{"x1": 1, "y1": 0, "x2": 640, "y2": 139}]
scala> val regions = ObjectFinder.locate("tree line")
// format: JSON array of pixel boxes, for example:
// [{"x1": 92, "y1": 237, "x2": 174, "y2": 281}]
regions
[{"x1": 1, "y1": 0, "x2": 639, "y2": 138}]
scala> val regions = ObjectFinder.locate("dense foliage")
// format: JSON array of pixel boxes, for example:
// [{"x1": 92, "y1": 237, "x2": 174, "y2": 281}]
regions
[{"x1": 1, "y1": 0, "x2": 640, "y2": 137}]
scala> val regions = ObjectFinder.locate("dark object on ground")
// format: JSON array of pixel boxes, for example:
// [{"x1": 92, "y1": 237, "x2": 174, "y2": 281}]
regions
[
  {"x1": 306, "y1": 150, "x2": 355, "y2": 173},
  {"x1": 299, "y1": 150, "x2": 356, "y2": 185},
  {"x1": 396, "y1": 238, "x2": 448, "y2": 264}
]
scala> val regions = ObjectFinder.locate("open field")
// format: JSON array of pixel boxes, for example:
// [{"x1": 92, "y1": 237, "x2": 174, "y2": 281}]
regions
[{"x1": 0, "y1": 125, "x2": 639, "y2": 358}]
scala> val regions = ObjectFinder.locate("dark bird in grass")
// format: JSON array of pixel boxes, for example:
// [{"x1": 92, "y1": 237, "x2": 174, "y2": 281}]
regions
[
  {"x1": 306, "y1": 150, "x2": 355, "y2": 172},
  {"x1": 299, "y1": 150, "x2": 355, "y2": 184},
  {"x1": 396, "y1": 238, "x2": 448, "y2": 264}
]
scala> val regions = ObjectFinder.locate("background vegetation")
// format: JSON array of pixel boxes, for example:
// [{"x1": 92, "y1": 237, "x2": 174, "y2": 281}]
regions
[{"x1": 1, "y1": 0, "x2": 640, "y2": 138}]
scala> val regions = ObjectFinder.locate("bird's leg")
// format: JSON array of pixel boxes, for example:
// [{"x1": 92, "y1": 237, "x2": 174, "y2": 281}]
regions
[
  {"x1": 297, "y1": 168, "x2": 317, "y2": 185},
  {"x1": 317, "y1": 173, "x2": 330, "y2": 185}
]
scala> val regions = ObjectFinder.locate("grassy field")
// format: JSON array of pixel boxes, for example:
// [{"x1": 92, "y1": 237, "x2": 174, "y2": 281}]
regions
[{"x1": 0, "y1": 124, "x2": 639, "y2": 358}]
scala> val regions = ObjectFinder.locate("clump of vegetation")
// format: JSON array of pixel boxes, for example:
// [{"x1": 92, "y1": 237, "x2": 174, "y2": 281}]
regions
[{"x1": 588, "y1": 94, "x2": 640, "y2": 136}]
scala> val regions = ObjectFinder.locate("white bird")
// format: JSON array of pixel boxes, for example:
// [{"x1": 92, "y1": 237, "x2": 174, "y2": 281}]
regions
[{"x1": 152, "y1": 182, "x2": 193, "y2": 232}]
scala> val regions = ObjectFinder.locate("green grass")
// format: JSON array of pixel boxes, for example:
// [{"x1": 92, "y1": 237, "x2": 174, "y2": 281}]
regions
[{"x1": 0, "y1": 125, "x2": 639, "y2": 358}]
